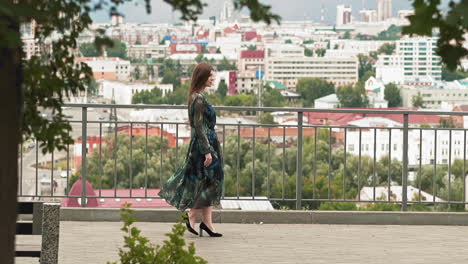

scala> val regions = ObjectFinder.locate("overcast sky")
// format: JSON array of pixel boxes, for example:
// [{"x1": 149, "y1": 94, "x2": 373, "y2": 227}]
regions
[{"x1": 91, "y1": 0, "x2": 416, "y2": 24}]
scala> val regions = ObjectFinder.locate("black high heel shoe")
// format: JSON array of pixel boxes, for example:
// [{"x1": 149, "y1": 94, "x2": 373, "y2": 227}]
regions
[
  {"x1": 199, "y1": 222, "x2": 222, "y2": 237},
  {"x1": 182, "y1": 213, "x2": 198, "y2": 236}
]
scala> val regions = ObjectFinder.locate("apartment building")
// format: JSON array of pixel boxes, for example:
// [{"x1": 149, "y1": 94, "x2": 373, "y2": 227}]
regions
[
  {"x1": 127, "y1": 43, "x2": 169, "y2": 59},
  {"x1": 377, "y1": 0, "x2": 392, "y2": 21},
  {"x1": 376, "y1": 37, "x2": 442, "y2": 84},
  {"x1": 336, "y1": 5, "x2": 352, "y2": 26},
  {"x1": 236, "y1": 70, "x2": 261, "y2": 94},
  {"x1": 265, "y1": 44, "x2": 304, "y2": 58},
  {"x1": 329, "y1": 39, "x2": 395, "y2": 54},
  {"x1": 78, "y1": 57, "x2": 131, "y2": 81},
  {"x1": 264, "y1": 56, "x2": 358, "y2": 88},
  {"x1": 238, "y1": 50, "x2": 265, "y2": 71},
  {"x1": 400, "y1": 80, "x2": 468, "y2": 109}
]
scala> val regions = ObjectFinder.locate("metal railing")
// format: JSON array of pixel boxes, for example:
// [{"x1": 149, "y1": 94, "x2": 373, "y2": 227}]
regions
[{"x1": 18, "y1": 104, "x2": 468, "y2": 211}]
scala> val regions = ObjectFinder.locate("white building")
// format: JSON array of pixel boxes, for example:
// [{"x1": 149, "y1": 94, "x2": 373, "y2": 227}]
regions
[
  {"x1": 166, "y1": 53, "x2": 237, "y2": 71},
  {"x1": 127, "y1": 42, "x2": 169, "y2": 59},
  {"x1": 400, "y1": 80, "x2": 468, "y2": 109},
  {"x1": 314, "y1": 94, "x2": 341, "y2": 109},
  {"x1": 314, "y1": 92, "x2": 387, "y2": 109},
  {"x1": 101, "y1": 80, "x2": 155, "y2": 104},
  {"x1": 265, "y1": 56, "x2": 358, "y2": 88},
  {"x1": 377, "y1": 0, "x2": 392, "y2": 21},
  {"x1": 376, "y1": 37, "x2": 442, "y2": 85},
  {"x1": 128, "y1": 109, "x2": 191, "y2": 139},
  {"x1": 220, "y1": 0, "x2": 235, "y2": 23},
  {"x1": 215, "y1": 35, "x2": 242, "y2": 56},
  {"x1": 20, "y1": 21, "x2": 40, "y2": 59},
  {"x1": 336, "y1": 5, "x2": 352, "y2": 26},
  {"x1": 206, "y1": 71, "x2": 232, "y2": 94},
  {"x1": 329, "y1": 40, "x2": 396, "y2": 55},
  {"x1": 365, "y1": 77, "x2": 385, "y2": 99},
  {"x1": 345, "y1": 125, "x2": 468, "y2": 166},
  {"x1": 265, "y1": 44, "x2": 304, "y2": 58}
]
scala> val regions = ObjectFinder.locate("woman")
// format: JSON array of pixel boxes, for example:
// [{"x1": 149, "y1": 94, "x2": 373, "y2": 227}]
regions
[{"x1": 159, "y1": 63, "x2": 224, "y2": 237}]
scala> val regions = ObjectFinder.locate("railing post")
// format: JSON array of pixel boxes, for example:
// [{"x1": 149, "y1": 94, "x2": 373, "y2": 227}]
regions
[
  {"x1": 81, "y1": 107, "x2": 87, "y2": 207},
  {"x1": 296, "y1": 112, "x2": 303, "y2": 210},
  {"x1": 402, "y1": 113, "x2": 409, "y2": 211}
]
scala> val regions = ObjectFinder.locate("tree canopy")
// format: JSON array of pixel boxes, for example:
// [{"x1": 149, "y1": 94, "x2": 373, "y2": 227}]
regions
[
  {"x1": 373, "y1": 25, "x2": 401, "y2": 40},
  {"x1": 384, "y1": 83, "x2": 402, "y2": 107},
  {"x1": 296, "y1": 78, "x2": 335, "y2": 107},
  {"x1": 336, "y1": 83, "x2": 369, "y2": 107}
]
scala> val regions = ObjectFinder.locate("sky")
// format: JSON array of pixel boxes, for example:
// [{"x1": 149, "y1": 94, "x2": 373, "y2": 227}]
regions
[{"x1": 91, "y1": 0, "x2": 416, "y2": 24}]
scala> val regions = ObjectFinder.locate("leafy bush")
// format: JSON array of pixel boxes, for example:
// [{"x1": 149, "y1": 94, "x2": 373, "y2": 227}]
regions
[
  {"x1": 364, "y1": 203, "x2": 400, "y2": 211},
  {"x1": 318, "y1": 202, "x2": 357, "y2": 211},
  {"x1": 107, "y1": 203, "x2": 207, "y2": 264}
]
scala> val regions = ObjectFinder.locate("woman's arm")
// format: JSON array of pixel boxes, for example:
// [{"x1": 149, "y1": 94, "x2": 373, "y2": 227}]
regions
[{"x1": 193, "y1": 94, "x2": 212, "y2": 155}]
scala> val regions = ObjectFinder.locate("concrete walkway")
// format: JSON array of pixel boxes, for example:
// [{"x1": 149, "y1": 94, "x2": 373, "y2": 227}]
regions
[{"x1": 16, "y1": 221, "x2": 468, "y2": 264}]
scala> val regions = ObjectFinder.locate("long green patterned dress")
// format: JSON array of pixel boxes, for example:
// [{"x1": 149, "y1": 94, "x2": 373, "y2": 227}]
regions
[{"x1": 159, "y1": 93, "x2": 224, "y2": 211}]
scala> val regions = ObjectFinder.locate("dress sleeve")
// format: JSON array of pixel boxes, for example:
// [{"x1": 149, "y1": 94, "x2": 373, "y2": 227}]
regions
[{"x1": 193, "y1": 94, "x2": 212, "y2": 155}]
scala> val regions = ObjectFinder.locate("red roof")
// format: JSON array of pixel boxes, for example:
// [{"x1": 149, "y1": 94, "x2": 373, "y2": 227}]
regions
[
  {"x1": 244, "y1": 31, "x2": 257, "y2": 41},
  {"x1": 305, "y1": 108, "x2": 441, "y2": 126},
  {"x1": 197, "y1": 30, "x2": 209, "y2": 39},
  {"x1": 240, "y1": 50, "x2": 265, "y2": 59},
  {"x1": 305, "y1": 112, "x2": 362, "y2": 126},
  {"x1": 458, "y1": 105, "x2": 468, "y2": 111},
  {"x1": 240, "y1": 127, "x2": 316, "y2": 138},
  {"x1": 224, "y1": 27, "x2": 235, "y2": 34}
]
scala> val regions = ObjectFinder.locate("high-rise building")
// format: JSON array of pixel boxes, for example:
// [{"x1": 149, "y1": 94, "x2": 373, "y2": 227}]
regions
[
  {"x1": 377, "y1": 0, "x2": 392, "y2": 21},
  {"x1": 359, "y1": 9, "x2": 378, "y2": 23},
  {"x1": 111, "y1": 15, "x2": 124, "y2": 26},
  {"x1": 376, "y1": 37, "x2": 442, "y2": 84},
  {"x1": 336, "y1": 5, "x2": 352, "y2": 26},
  {"x1": 220, "y1": 0, "x2": 235, "y2": 23}
]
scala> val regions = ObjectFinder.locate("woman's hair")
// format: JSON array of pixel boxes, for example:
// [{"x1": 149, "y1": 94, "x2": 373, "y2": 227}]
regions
[{"x1": 187, "y1": 62, "x2": 214, "y2": 106}]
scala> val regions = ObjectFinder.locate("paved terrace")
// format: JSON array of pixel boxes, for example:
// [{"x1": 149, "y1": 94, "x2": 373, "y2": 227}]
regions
[{"x1": 16, "y1": 210, "x2": 468, "y2": 264}]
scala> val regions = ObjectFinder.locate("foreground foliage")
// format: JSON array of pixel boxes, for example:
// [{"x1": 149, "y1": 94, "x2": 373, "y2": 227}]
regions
[{"x1": 107, "y1": 203, "x2": 207, "y2": 264}]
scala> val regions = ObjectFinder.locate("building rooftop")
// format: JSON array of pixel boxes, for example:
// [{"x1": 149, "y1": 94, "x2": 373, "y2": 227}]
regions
[
  {"x1": 265, "y1": 80, "x2": 286, "y2": 89},
  {"x1": 240, "y1": 50, "x2": 265, "y2": 59}
]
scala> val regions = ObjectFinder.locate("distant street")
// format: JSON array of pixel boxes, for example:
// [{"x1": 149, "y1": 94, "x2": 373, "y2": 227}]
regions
[{"x1": 18, "y1": 96, "x2": 124, "y2": 198}]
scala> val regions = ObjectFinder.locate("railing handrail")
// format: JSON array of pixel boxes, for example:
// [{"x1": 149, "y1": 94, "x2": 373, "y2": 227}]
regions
[{"x1": 64, "y1": 103, "x2": 468, "y2": 116}]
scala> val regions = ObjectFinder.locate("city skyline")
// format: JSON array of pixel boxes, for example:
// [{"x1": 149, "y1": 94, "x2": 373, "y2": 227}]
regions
[{"x1": 91, "y1": 0, "x2": 414, "y2": 24}]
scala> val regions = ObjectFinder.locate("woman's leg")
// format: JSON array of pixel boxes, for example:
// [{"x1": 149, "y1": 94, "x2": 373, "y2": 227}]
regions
[
  {"x1": 188, "y1": 208, "x2": 200, "y2": 228},
  {"x1": 202, "y1": 206, "x2": 216, "y2": 232}
]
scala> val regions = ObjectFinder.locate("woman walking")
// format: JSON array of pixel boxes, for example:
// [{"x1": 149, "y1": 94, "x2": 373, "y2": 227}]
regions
[{"x1": 159, "y1": 63, "x2": 224, "y2": 237}]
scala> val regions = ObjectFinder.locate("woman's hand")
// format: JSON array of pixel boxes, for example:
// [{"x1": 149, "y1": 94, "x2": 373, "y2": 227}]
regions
[{"x1": 204, "y1": 153, "x2": 212, "y2": 167}]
